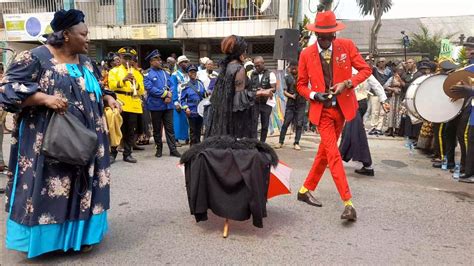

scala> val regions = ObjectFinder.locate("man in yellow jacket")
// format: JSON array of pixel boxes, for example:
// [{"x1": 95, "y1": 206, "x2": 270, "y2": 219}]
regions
[{"x1": 108, "y1": 47, "x2": 145, "y2": 163}]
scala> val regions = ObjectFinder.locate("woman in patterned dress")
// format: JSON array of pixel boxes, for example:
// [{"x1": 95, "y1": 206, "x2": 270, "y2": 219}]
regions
[{"x1": 0, "y1": 9, "x2": 120, "y2": 258}]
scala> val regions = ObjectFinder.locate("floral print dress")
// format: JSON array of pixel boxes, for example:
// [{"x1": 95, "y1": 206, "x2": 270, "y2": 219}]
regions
[{"x1": 0, "y1": 46, "x2": 111, "y2": 258}]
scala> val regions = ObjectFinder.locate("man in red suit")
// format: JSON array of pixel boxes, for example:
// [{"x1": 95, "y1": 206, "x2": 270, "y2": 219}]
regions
[{"x1": 296, "y1": 11, "x2": 372, "y2": 221}]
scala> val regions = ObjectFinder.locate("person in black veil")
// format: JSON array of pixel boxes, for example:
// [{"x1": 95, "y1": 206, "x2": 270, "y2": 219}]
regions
[
  {"x1": 181, "y1": 35, "x2": 278, "y2": 230},
  {"x1": 205, "y1": 35, "x2": 273, "y2": 138}
]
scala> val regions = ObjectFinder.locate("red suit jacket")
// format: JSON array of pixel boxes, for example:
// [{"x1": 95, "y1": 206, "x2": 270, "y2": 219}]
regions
[{"x1": 297, "y1": 38, "x2": 372, "y2": 125}]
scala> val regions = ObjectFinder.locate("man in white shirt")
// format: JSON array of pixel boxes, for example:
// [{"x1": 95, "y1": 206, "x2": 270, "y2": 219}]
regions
[
  {"x1": 197, "y1": 59, "x2": 218, "y2": 92},
  {"x1": 250, "y1": 56, "x2": 276, "y2": 142},
  {"x1": 339, "y1": 68, "x2": 389, "y2": 176}
]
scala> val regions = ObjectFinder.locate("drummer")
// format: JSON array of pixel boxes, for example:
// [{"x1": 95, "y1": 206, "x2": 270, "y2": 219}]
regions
[{"x1": 180, "y1": 65, "x2": 207, "y2": 146}]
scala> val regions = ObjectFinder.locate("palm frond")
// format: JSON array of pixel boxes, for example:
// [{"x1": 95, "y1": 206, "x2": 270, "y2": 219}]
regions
[
  {"x1": 317, "y1": 0, "x2": 334, "y2": 12},
  {"x1": 356, "y1": 0, "x2": 392, "y2": 16}
]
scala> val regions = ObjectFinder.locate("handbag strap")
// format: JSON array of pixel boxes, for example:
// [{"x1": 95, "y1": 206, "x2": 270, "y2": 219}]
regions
[{"x1": 188, "y1": 81, "x2": 204, "y2": 100}]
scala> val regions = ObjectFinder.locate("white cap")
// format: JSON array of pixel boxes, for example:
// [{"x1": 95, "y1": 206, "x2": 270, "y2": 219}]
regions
[
  {"x1": 244, "y1": 61, "x2": 254, "y2": 68},
  {"x1": 200, "y1": 57, "x2": 210, "y2": 65},
  {"x1": 177, "y1": 55, "x2": 189, "y2": 65}
]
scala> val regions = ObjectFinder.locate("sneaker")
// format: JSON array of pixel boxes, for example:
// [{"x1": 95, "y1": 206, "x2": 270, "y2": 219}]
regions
[
  {"x1": 294, "y1": 144, "x2": 301, "y2": 150},
  {"x1": 274, "y1": 143, "x2": 283, "y2": 149}
]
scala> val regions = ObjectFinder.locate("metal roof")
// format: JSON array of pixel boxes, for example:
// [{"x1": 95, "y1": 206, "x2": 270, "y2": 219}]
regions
[{"x1": 337, "y1": 15, "x2": 474, "y2": 51}]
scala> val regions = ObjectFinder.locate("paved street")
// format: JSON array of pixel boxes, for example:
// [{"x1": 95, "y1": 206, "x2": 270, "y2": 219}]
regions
[{"x1": 1, "y1": 133, "x2": 473, "y2": 264}]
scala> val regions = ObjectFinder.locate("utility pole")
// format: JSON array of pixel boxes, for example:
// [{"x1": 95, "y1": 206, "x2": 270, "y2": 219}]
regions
[{"x1": 292, "y1": 0, "x2": 300, "y2": 29}]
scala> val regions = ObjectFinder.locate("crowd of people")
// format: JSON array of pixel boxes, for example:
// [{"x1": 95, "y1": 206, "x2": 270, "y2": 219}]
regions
[
  {"x1": 96, "y1": 45, "x2": 289, "y2": 163},
  {"x1": 0, "y1": 7, "x2": 472, "y2": 259},
  {"x1": 184, "y1": 0, "x2": 273, "y2": 21},
  {"x1": 353, "y1": 42, "x2": 474, "y2": 183}
]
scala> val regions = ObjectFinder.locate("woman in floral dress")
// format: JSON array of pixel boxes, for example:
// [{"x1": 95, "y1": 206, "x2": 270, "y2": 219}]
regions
[{"x1": 0, "y1": 9, "x2": 120, "y2": 258}]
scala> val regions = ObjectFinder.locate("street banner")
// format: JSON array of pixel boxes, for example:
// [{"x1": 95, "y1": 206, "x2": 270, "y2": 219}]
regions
[
  {"x1": 3, "y1": 13, "x2": 54, "y2": 41},
  {"x1": 439, "y1": 39, "x2": 454, "y2": 60}
]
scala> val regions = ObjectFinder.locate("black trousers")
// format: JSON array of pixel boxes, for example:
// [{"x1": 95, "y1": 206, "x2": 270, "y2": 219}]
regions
[
  {"x1": 188, "y1": 116, "x2": 203, "y2": 145},
  {"x1": 254, "y1": 102, "x2": 272, "y2": 142},
  {"x1": 111, "y1": 111, "x2": 139, "y2": 158},
  {"x1": 150, "y1": 109, "x2": 177, "y2": 152},
  {"x1": 358, "y1": 98, "x2": 368, "y2": 118},
  {"x1": 279, "y1": 104, "x2": 305, "y2": 145},
  {"x1": 432, "y1": 123, "x2": 442, "y2": 158},
  {"x1": 444, "y1": 107, "x2": 470, "y2": 170},
  {"x1": 466, "y1": 124, "x2": 474, "y2": 177}
]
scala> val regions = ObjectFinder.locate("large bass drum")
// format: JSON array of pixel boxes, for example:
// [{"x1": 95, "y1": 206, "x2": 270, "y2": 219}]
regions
[{"x1": 405, "y1": 74, "x2": 464, "y2": 123}]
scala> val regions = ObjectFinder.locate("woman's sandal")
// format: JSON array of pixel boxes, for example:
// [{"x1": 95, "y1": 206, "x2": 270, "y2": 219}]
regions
[{"x1": 80, "y1": 245, "x2": 94, "y2": 253}]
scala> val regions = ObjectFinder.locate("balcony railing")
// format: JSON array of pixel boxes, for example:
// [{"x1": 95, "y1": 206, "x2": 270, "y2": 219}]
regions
[
  {"x1": 0, "y1": 0, "x2": 64, "y2": 27},
  {"x1": 0, "y1": 0, "x2": 166, "y2": 27},
  {"x1": 175, "y1": 0, "x2": 279, "y2": 22},
  {"x1": 75, "y1": 0, "x2": 166, "y2": 26},
  {"x1": 74, "y1": 0, "x2": 116, "y2": 26}
]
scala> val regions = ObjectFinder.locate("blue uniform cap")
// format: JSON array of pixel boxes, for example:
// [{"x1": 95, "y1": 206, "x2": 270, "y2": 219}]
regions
[
  {"x1": 186, "y1": 64, "x2": 198, "y2": 73},
  {"x1": 145, "y1": 49, "x2": 161, "y2": 61}
]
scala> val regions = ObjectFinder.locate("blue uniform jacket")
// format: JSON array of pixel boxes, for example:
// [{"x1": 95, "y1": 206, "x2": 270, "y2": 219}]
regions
[
  {"x1": 144, "y1": 68, "x2": 174, "y2": 111},
  {"x1": 180, "y1": 79, "x2": 206, "y2": 118}
]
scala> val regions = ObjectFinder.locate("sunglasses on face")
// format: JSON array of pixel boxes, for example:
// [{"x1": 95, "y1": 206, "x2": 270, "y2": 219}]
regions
[{"x1": 317, "y1": 35, "x2": 335, "y2": 41}]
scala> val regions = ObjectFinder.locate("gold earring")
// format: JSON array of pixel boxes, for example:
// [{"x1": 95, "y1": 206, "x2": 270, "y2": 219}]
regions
[{"x1": 65, "y1": 37, "x2": 69, "y2": 42}]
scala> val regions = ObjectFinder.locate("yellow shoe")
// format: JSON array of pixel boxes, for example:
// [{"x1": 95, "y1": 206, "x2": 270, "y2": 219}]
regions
[{"x1": 294, "y1": 144, "x2": 301, "y2": 150}]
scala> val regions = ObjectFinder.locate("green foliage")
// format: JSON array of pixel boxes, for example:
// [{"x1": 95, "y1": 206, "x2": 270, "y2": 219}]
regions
[
  {"x1": 299, "y1": 15, "x2": 312, "y2": 48},
  {"x1": 408, "y1": 24, "x2": 457, "y2": 60},
  {"x1": 457, "y1": 47, "x2": 469, "y2": 66},
  {"x1": 356, "y1": 0, "x2": 392, "y2": 16},
  {"x1": 356, "y1": 0, "x2": 393, "y2": 55}
]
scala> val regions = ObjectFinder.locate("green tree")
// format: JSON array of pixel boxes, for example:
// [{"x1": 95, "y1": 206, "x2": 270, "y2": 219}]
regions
[
  {"x1": 408, "y1": 24, "x2": 457, "y2": 60},
  {"x1": 356, "y1": 0, "x2": 392, "y2": 56}
]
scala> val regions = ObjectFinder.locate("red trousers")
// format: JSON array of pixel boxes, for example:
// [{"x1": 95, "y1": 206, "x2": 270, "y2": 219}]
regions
[{"x1": 303, "y1": 107, "x2": 352, "y2": 201}]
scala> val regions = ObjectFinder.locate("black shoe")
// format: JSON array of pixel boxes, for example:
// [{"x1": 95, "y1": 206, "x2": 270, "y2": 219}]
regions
[
  {"x1": 385, "y1": 128, "x2": 394, "y2": 137},
  {"x1": 170, "y1": 150, "x2": 181, "y2": 157},
  {"x1": 368, "y1": 128, "x2": 377, "y2": 135},
  {"x1": 341, "y1": 205, "x2": 357, "y2": 221},
  {"x1": 0, "y1": 187, "x2": 5, "y2": 194},
  {"x1": 155, "y1": 144, "x2": 163, "y2": 158},
  {"x1": 355, "y1": 166, "x2": 374, "y2": 176},
  {"x1": 155, "y1": 150, "x2": 162, "y2": 158},
  {"x1": 110, "y1": 156, "x2": 116, "y2": 164},
  {"x1": 123, "y1": 155, "x2": 137, "y2": 163},
  {"x1": 459, "y1": 174, "x2": 474, "y2": 183},
  {"x1": 133, "y1": 145, "x2": 145, "y2": 151},
  {"x1": 297, "y1": 191, "x2": 322, "y2": 207}
]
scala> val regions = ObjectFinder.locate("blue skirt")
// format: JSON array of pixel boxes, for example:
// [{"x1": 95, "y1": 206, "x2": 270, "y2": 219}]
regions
[
  {"x1": 6, "y1": 212, "x2": 108, "y2": 258},
  {"x1": 5, "y1": 119, "x2": 108, "y2": 258},
  {"x1": 173, "y1": 109, "x2": 189, "y2": 141}
]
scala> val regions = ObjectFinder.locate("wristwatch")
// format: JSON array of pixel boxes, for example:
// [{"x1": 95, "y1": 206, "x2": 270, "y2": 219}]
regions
[{"x1": 344, "y1": 79, "x2": 353, "y2": 89}]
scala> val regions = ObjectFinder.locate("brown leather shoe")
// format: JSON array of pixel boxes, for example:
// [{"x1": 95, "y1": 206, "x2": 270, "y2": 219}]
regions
[
  {"x1": 297, "y1": 191, "x2": 322, "y2": 207},
  {"x1": 341, "y1": 205, "x2": 357, "y2": 221}
]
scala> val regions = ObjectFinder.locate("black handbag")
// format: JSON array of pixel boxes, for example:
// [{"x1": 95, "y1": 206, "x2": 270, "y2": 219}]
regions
[{"x1": 42, "y1": 108, "x2": 98, "y2": 166}]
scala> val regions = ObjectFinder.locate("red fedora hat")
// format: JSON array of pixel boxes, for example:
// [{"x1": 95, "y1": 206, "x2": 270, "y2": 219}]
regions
[{"x1": 306, "y1": 11, "x2": 345, "y2": 33}]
